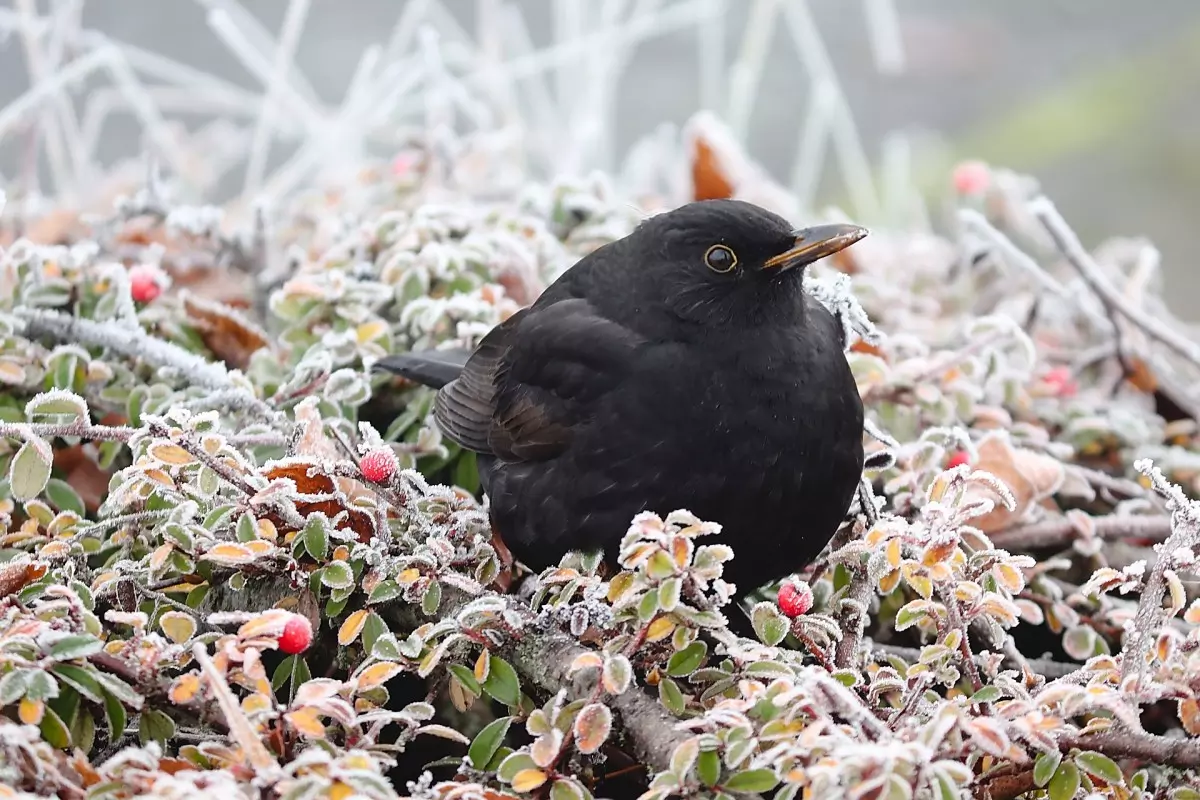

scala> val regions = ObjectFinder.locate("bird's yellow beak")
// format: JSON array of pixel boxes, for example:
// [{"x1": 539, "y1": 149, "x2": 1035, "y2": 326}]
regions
[{"x1": 762, "y1": 223, "x2": 868, "y2": 271}]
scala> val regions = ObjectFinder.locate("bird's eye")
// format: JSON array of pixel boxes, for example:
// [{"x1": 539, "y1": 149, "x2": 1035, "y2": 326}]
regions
[{"x1": 704, "y1": 244, "x2": 737, "y2": 273}]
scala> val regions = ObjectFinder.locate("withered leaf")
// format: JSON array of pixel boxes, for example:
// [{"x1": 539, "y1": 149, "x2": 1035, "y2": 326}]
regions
[{"x1": 182, "y1": 291, "x2": 270, "y2": 371}]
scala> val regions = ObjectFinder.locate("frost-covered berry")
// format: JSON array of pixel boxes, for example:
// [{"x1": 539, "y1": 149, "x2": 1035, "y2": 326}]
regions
[
  {"x1": 278, "y1": 614, "x2": 313, "y2": 654},
  {"x1": 129, "y1": 264, "x2": 162, "y2": 303},
  {"x1": 777, "y1": 579, "x2": 813, "y2": 618},
  {"x1": 946, "y1": 450, "x2": 970, "y2": 469},
  {"x1": 360, "y1": 448, "x2": 397, "y2": 483},
  {"x1": 952, "y1": 160, "x2": 990, "y2": 195}
]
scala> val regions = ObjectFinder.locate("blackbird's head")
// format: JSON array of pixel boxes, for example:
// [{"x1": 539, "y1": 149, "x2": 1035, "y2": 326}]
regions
[{"x1": 630, "y1": 199, "x2": 867, "y2": 328}]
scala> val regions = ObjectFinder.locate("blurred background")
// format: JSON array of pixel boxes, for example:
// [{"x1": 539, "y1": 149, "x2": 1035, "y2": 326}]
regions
[{"x1": 2, "y1": 0, "x2": 1199, "y2": 313}]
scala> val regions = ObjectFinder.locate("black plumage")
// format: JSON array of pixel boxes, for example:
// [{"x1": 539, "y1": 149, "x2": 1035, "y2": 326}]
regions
[{"x1": 377, "y1": 199, "x2": 866, "y2": 603}]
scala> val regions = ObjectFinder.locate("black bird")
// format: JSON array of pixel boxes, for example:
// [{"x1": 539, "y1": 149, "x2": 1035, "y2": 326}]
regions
[{"x1": 376, "y1": 199, "x2": 867, "y2": 611}]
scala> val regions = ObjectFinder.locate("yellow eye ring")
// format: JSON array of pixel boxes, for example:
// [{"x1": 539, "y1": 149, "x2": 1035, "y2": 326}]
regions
[{"x1": 704, "y1": 244, "x2": 738, "y2": 273}]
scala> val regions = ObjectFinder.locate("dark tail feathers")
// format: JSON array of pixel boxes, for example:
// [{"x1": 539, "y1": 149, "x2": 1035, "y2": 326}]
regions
[{"x1": 373, "y1": 350, "x2": 470, "y2": 389}]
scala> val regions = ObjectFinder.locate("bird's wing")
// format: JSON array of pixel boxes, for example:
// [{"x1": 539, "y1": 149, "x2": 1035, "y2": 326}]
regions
[{"x1": 435, "y1": 298, "x2": 642, "y2": 461}]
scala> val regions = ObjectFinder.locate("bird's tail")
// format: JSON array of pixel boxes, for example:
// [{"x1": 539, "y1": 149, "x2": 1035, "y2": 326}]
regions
[{"x1": 373, "y1": 350, "x2": 470, "y2": 389}]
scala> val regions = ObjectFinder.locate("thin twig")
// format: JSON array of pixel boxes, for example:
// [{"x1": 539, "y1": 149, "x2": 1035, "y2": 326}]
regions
[
  {"x1": 1033, "y1": 197, "x2": 1200, "y2": 371},
  {"x1": 989, "y1": 514, "x2": 1171, "y2": 552}
]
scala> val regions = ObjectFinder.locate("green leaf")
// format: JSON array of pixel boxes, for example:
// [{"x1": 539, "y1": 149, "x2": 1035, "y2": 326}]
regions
[
  {"x1": 138, "y1": 708, "x2": 176, "y2": 747},
  {"x1": 422, "y1": 580, "x2": 442, "y2": 615},
  {"x1": 362, "y1": 612, "x2": 387, "y2": 654},
  {"x1": 320, "y1": 561, "x2": 354, "y2": 590},
  {"x1": 236, "y1": 512, "x2": 257, "y2": 542},
  {"x1": 48, "y1": 634, "x2": 103, "y2": 661},
  {"x1": 1049, "y1": 761, "x2": 1081, "y2": 800},
  {"x1": 70, "y1": 703, "x2": 95, "y2": 753},
  {"x1": 272, "y1": 656, "x2": 295, "y2": 692},
  {"x1": 723, "y1": 768, "x2": 779, "y2": 793},
  {"x1": 638, "y1": 590, "x2": 659, "y2": 621},
  {"x1": 697, "y1": 749, "x2": 721, "y2": 787},
  {"x1": 550, "y1": 779, "x2": 585, "y2": 800},
  {"x1": 368, "y1": 579, "x2": 402, "y2": 605},
  {"x1": 0, "y1": 669, "x2": 31, "y2": 704},
  {"x1": 26, "y1": 390, "x2": 88, "y2": 421},
  {"x1": 25, "y1": 671, "x2": 60, "y2": 702},
  {"x1": 95, "y1": 672, "x2": 142, "y2": 707},
  {"x1": 304, "y1": 516, "x2": 329, "y2": 561},
  {"x1": 970, "y1": 685, "x2": 1002, "y2": 704},
  {"x1": 45, "y1": 479, "x2": 85, "y2": 516},
  {"x1": 449, "y1": 664, "x2": 481, "y2": 696},
  {"x1": 39, "y1": 705, "x2": 71, "y2": 749},
  {"x1": 467, "y1": 716, "x2": 512, "y2": 770},
  {"x1": 1034, "y1": 750, "x2": 1063, "y2": 788},
  {"x1": 658, "y1": 677, "x2": 685, "y2": 715},
  {"x1": 103, "y1": 690, "x2": 127, "y2": 742},
  {"x1": 50, "y1": 664, "x2": 104, "y2": 704},
  {"x1": 482, "y1": 656, "x2": 521, "y2": 707},
  {"x1": 1075, "y1": 751, "x2": 1123, "y2": 785},
  {"x1": 10, "y1": 438, "x2": 52, "y2": 502},
  {"x1": 667, "y1": 641, "x2": 708, "y2": 677},
  {"x1": 750, "y1": 602, "x2": 789, "y2": 646},
  {"x1": 498, "y1": 751, "x2": 538, "y2": 783},
  {"x1": 290, "y1": 656, "x2": 311, "y2": 704}
]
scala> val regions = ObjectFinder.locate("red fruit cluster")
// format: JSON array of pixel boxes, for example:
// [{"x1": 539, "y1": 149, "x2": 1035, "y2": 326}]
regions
[{"x1": 777, "y1": 578, "x2": 813, "y2": 618}]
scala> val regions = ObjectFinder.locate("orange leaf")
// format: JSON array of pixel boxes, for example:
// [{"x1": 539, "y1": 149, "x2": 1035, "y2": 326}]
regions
[
  {"x1": 149, "y1": 443, "x2": 195, "y2": 466},
  {"x1": 356, "y1": 661, "x2": 404, "y2": 691},
  {"x1": 285, "y1": 706, "x2": 326, "y2": 738},
  {"x1": 169, "y1": 674, "x2": 201, "y2": 704},
  {"x1": 572, "y1": 703, "x2": 613, "y2": 754},
  {"x1": 1180, "y1": 698, "x2": 1200, "y2": 736},
  {"x1": 201, "y1": 542, "x2": 257, "y2": 566},
  {"x1": 339, "y1": 610, "x2": 370, "y2": 646},
  {"x1": 18, "y1": 698, "x2": 44, "y2": 725},
  {"x1": 511, "y1": 769, "x2": 548, "y2": 792},
  {"x1": 646, "y1": 616, "x2": 676, "y2": 642},
  {"x1": 0, "y1": 559, "x2": 48, "y2": 598}
]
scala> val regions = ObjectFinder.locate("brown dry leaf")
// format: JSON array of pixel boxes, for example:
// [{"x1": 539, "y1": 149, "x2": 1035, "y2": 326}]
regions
[
  {"x1": 682, "y1": 112, "x2": 799, "y2": 218},
  {"x1": 260, "y1": 460, "x2": 375, "y2": 543},
  {"x1": 489, "y1": 525, "x2": 516, "y2": 592},
  {"x1": 292, "y1": 399, "x2": 375, "y2": 508},
  {"x1": 24, "y1": 209, "x2": 86, "y2": 245},
  {"x1": 1124, "y1": 356, "x2": 1158, "y2": 394},
  {"x1": 181, "y1": 291, "x2": 270, "y2": 371},
  {"x1": 0, "y1": 558, "x2": 48, "y2": 598},
  {"x1": 690, "y1": 133, "x2": 735, "y2": 201},
  {"x1": 964, "y1": 432, "x2": 1064, "y2": 533},
  {"x1": 1179, "y1": 698, "x2": 1200, "y2": 736},
  {"x1": 52, "y1": 444, "x2": 110, "y2": 513}
]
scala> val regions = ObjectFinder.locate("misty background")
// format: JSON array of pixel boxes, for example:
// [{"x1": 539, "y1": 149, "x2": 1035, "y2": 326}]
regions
[{"x1": 2, "y1": 0, "x2": 1198, "y2": 314}]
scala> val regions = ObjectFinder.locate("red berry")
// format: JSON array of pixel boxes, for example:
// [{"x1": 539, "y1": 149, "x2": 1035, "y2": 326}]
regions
[
  {"x1": 278, "y1": 614, "x2": 312, "y2": 655},
  {"x1": 129, "y1": 265, "x2": 162, "y2": 303},
  {"x1": 360, "y1": 448, "x2": 397, "y2": 483},
  {"x1": 952, "y1": 160, "x2": 990, "y2": 195},
  {"x1": 946, "y1": 450, "x2": 970, "y2": 469},
  {"x1": 777, "y1": 579, "x2": 813, "y2": 618},
  {"x1": 1043, "y1": 366, "x2": 1078, "y2": 398}
]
